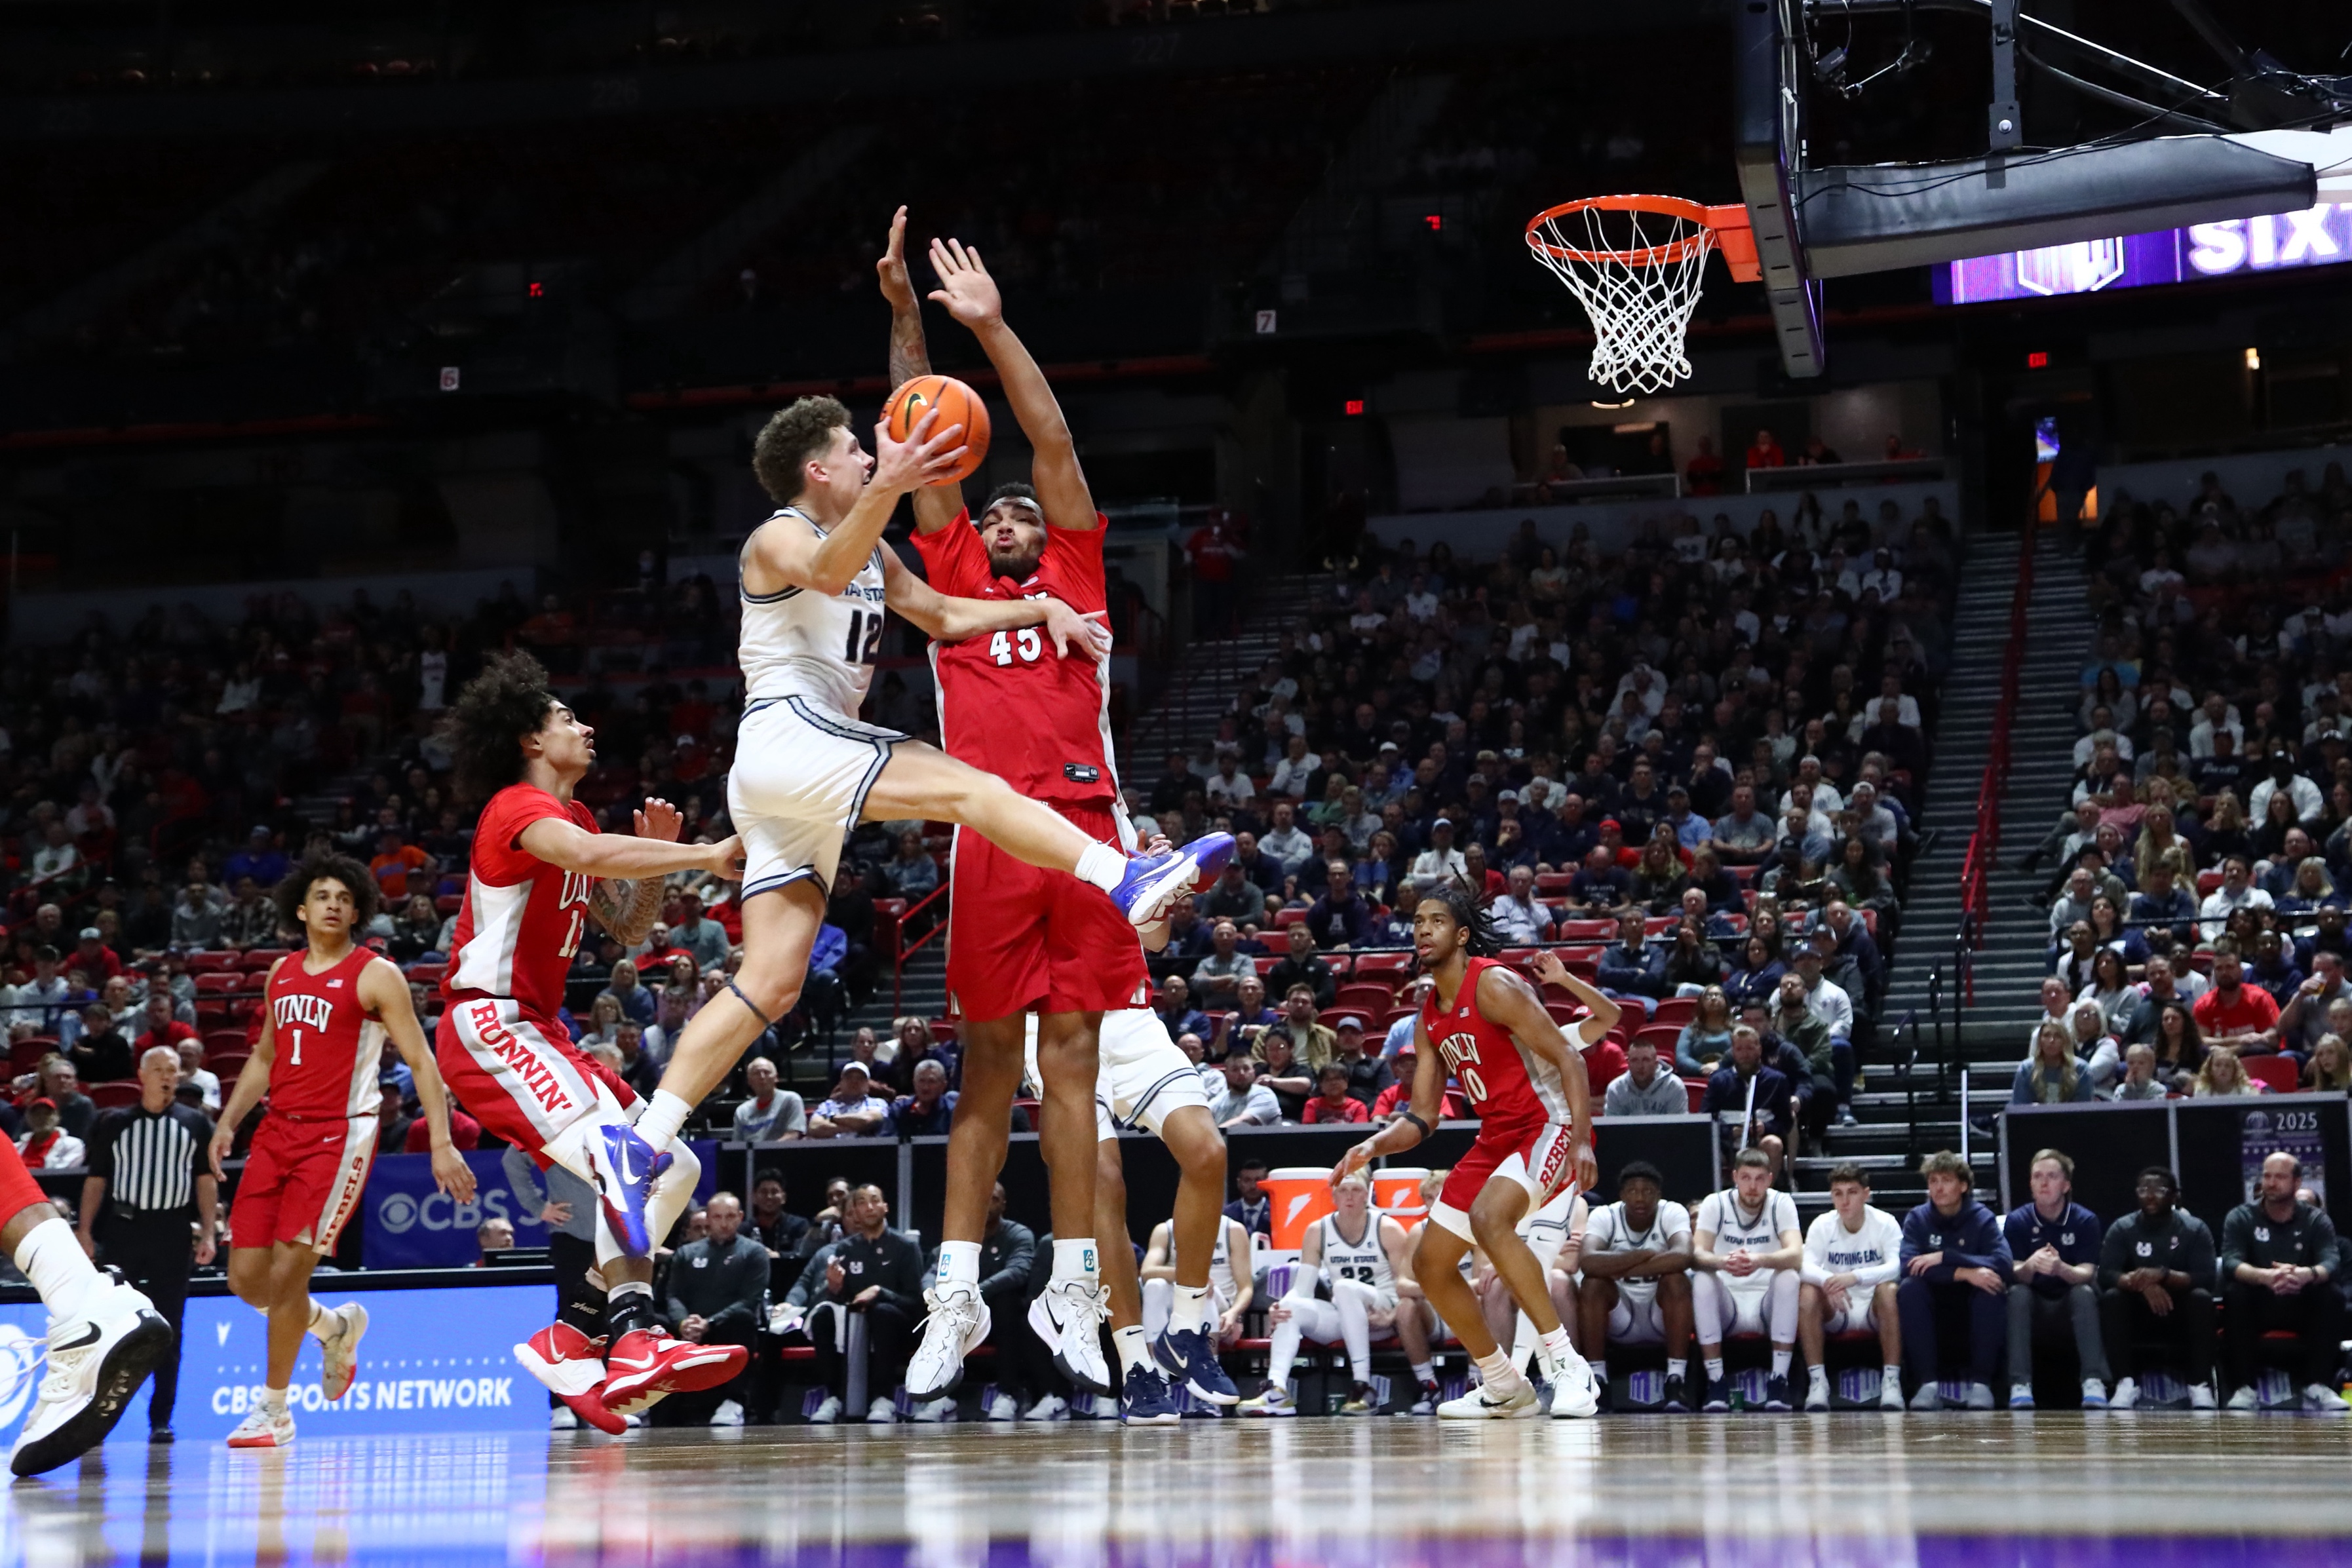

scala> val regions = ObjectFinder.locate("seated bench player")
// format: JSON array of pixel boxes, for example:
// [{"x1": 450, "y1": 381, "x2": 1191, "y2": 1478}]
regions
[{"x1": 1574, "y1": 1160, "x2": 1695, "y2": 1411}]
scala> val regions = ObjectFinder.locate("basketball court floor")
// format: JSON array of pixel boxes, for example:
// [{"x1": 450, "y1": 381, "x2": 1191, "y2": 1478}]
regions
[{"x1": 5, "y1": 1418, "x2": 2347, "y2": 1565}]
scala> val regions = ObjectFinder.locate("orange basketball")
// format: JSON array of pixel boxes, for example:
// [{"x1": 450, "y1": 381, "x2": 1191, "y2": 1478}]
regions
[{"x1": 883, "y1": 373, "x2": 991, "y2": 485}]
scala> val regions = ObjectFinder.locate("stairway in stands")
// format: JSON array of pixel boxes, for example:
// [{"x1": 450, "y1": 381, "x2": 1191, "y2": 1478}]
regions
[{"x1": 1792, "y1": 529, "x2": 2087, "y2": 1214}]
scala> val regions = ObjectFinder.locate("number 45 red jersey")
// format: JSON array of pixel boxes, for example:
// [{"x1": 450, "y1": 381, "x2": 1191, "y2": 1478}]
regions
[
  {"x1": 910, "y1": 512, "x2": 1118, "y2": 811},
  {"x1": 444, "y1": 783, "x2": 597, "y2": 1018}
]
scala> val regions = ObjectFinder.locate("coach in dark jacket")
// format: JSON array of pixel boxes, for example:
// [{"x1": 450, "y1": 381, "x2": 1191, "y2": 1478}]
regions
[
  {"x1": 2098, "y1": 1164, "x2": 2217, "y2": 1404},
  {"x1": 811, "y1": 1183, "x2": 926, "y2": 1419},
  {"x1": 2219, "y1": 1151, "x2": 2345, "y2": 1406},
  {"x1": 1896, "y1": 1152, "x2": 2013, "y2": 1408},
  {"x1": 657, "y1": 1191, "x2": 769, "y2": 1423}
]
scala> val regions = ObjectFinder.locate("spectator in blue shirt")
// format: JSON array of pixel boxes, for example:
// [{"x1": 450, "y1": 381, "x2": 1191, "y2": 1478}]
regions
[
  {"x1": 1897, "y1": 1151, "x2": 2013, "y2": 1410},
  {"x1": 223, "y1": 825, "x2": 289, "y2": 890},
  {"x1": 2129, "y1": 861, "x2": 2199, "y2": 950},
  {"x1": 1596, "y1": 910, "x2": 1667, "y2": 1002},
  {"x1": 1665, "y1": 786, "x2": 1712, "y2": 852},
  {"x1": 1535, "y1": 795, "x2": 1599, "y2": 873},
  {"x1": 1154, "y1": 974, "x2": 1214, "y2": 1048},
  {"x1": 2001, "y1": 1148, "x2": 2110, "y2": 1409}
]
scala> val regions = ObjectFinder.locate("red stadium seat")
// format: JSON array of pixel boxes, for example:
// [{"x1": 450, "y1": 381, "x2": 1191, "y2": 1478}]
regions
[
  {"x1": 10, "y1": 1037, "x2": 56, "y2": 1075},
  {"x1": 1557, "y1": 919, "x2": 1615, "y2": 943},
  {"x1": 1534, "y1": 872, "x2": 1575, "y2": 896},
  {"x1": 1635, "y1": 1023, "x2": 1685, "y2": 1056},
  {"x1": 1273, "y1": 908, "x2": 1307, "y2": 928},
  {"x1": 202, "y1": 1029, "x2": 247, "y2": 1056},
  {"x1": 437, "y1": 894, "x2": 464, "y2": 916},
  {"x1": 1333, "y1": 984, "x2": 1395, "y2": 1014},
  {"x1": 405, "y1": 961, "x2": 446, "y2": 985},
  {"x1": 239, "y1": 949, "x2": 290, "y2": 972},
  {"x1": 2244, "y1": 1055, "x2": 2300, "y2": 1093},
  {"x1": 89, "y1": 1082, "x2": 142, "y2": 1109},
  {"x1": 1499, "y1": 947, "x2": 1541, "y2": 968},
  {"x1": 1351, "y1": 952, "x2": 1415, "y2": 980},
  {"x1": 1651, "y1": 997, "x2": 1699, "y2": 1029},
  {"x1": 195, "y1": 973, "x2": 240, "y2": 995},
  {"x1": 1683, "y1": 1079, "x2": 1708, "y2": 1112},
  {"x1": 1252, "y1": 956, "x2": 1282, "y2": 976},
  {"x1": 185, "y1": 951, "x2": 240, "y2": 974}
]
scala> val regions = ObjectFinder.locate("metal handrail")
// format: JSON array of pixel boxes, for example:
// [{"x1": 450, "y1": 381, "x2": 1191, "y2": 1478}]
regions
[
  {"x1": 889, "y1": 880, "x2": 954, "y2": 1017},
  {"x1": 1887, "y1": 1007, "x2": 1921, "y2": 1164}
]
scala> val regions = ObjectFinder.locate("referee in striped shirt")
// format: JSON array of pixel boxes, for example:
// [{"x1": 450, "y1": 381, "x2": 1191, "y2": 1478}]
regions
[{"x1": 76, "y1": 1046, "x2": 216, "y2": 1442}]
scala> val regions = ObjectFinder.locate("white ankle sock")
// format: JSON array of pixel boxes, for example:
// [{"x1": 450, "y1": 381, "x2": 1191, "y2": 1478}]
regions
[
  {"x1": 260, "y1": 1386, "x2": 288, "y2": 1411},
  {"x1": 14, "y1": 1217, "x2": 100, "y2": 1326},
  {"x1": 1771, "y1": 1348, "x2": 1792, "y2": 1377},
  {"x1": 1075, "y1": 843, "x2": 1127, "y2": 893},
  {"x1": 1808, "y1": 1364, "x2": 1828, "y2": 1387},
  {"x1": 1475, "y1": 1348, "x2": 1524, "y2": 1392},
  {"x1": 936, "y1": 1240, "x2": 980, "y2": 1290},
  {"x1": 1171, "y1": 1284, "x2": 1210, "y2": 1332},
  {"x1": 1411, "y1": 1360, "x2": 1436, "y2": 1385},
  {"x1": 1590, "y1": 1360, "x2": 1609, "y2": 1386},
  {"x1": 1051, "y1": 1238, "x2": 1099, "y2": 1283},
  {"x1": 1667, "y1": 1358, "x2": 1687, "y2": 1381},
  {"x1": 305, "y1": 1301, "x2": 340, "y2": 1343},
  {"x1": 1111, "y1": 1326, "x2": 1149, "y2": 1375},
  {"x1": 634, "y1": 1090, "x2": 693, "y2": 1153},
  {"x1": 1704, "y1": 1357, "x2": 1725, "y2": 1382},
  {"x1": 1883, "y1": 1362, "x2": 1904, "y2": 1385}
]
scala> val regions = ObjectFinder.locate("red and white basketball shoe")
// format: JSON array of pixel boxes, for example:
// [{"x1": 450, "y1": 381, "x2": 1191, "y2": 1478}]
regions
[
  {"x1": 514, "y1": 1322, "x2": 626, "y2": 1436},
  {"x1": 598, "y1": 1328, "x2": 748, "y2": 1417}
]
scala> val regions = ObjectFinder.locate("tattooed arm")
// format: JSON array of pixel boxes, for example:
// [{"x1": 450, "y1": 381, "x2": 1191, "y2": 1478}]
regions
[
  {"x1": 877, "y1": 206, "x2": 965, "y2": 538},
  {"x1": 585, "y1": 798, "x2": 693, "y2": 945}
]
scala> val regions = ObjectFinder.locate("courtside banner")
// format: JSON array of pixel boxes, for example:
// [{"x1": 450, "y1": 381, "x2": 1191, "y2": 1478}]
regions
[
  {"x1": 0, "y1": 1281, "x2": 552, "y2": 1447},
  {"x1": 362, "y1": 1141, "x2": 719, "y2": 1269}
]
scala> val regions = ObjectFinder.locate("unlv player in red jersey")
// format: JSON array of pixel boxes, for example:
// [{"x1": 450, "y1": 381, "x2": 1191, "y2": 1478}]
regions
[
  {"x1": 206, "y1": 852, "x2": 474, "y2": 1449},
  {"x1": 432, "y1": 653, "x2": 748, "y2": 1431},
  {"x1": 1332, "y1": 885, "x2": 1615, "y2": 1419},
  {"x1": 877, "y1": 215, "x2": 1234, "y2": 1408}
]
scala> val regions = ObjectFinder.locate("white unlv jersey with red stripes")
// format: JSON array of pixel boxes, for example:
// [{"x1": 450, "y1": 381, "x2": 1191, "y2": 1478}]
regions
[
  {"x1": 263, "y1": 946, "x2": 385, "y2": 1120},
  {"x1": 443, "y1": 783, "x2": 600, "y2": 1020}
]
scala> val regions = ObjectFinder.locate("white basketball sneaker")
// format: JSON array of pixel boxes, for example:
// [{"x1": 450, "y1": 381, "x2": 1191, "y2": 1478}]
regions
[
  {"x1": 1543, "y1": 1349, "x2": 1599, "y2": 1419},
  {"x1": 1438, "y1": 1377, "x2": 1540, "y2": 1419},
  {"x1": 1028, "y1": 1278, "x2": 1113, "y2": 1395},
  {"x1": 226, "y1": 1400, "x2": 297, "y2": 1449},
  {"x1": 319, "y1": 1302, "x2": 369, "y2": 1402},
  {"x1": 7, "y1": 1275, "x2": 172, "y2": 1476},
  {"x1": 906, "y1": 1284, "x2": 991, "y2": 1400}
]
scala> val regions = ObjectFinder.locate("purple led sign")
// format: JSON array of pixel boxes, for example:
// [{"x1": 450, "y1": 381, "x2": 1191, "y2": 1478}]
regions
[{"x1": 1934, "y1": 204, "x2": 2352, "y2": 304}]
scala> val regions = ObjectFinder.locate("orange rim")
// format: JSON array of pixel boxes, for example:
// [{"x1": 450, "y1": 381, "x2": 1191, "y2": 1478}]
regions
[{"x1": 1524, "y1": 195, "x2": 1752, "y2": 267}]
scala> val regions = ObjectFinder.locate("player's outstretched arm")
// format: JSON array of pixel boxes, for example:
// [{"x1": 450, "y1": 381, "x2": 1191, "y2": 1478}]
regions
[
  {"x1": 1528, "y1": 949, "x2": 1622, "y2": 1046},
  {"x1": 360, "y1": 956, "x2": 477, "y2": 1204},
  {"x1": 585, "y1": 797, "x2": 690, "y2": 944},
  {"x1": 516, "y1": 814, "x2": 741, "y2": 885},
  {"x1": 878, "y1": 207, "x2": 966, "y2": 539},
  {"x1": 1477, "y1": 965, "x2": 1599, "y2": 1194},
  {"x1": 877, "y1": 549, "x2": 1111, "y2": 659},
  {"x1": 927, "y1": 236, "x2": 1095, "y2": 533}
]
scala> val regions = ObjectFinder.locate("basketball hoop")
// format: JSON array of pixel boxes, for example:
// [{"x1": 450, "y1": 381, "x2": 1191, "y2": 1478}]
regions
[{"x1": 1525, "y1": 196, "x2": 1756, "y2": 396}]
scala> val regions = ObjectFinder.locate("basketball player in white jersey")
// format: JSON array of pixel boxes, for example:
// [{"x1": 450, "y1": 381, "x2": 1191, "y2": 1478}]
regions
[
  {"x1": 1241, "y1": 1169, "x2": 1434, "y2": 1416},
  {"x1": 1011, "y1": 1001, "x2": 1244, "y2": 1422},
  {"x1": 1691, "y1": 1147, "x2": 1805, "y2": 1412},
  {"x1": 1575, "y1": 1160, "x2": 1695, "y2": 1412},
  {"x1": 1798, "y1": 1162, "x2": 1906, "y2": 1411},
  {"x1": 1478, "y1": 1185, "x2": 1585, "y2": 1392},
  {"x1": 1140, "y1": 1209, "x2": 1253, "y2": 1352},
  {"x1": 607, "y1": 394, "x2": 1230, "y2": 1250}
]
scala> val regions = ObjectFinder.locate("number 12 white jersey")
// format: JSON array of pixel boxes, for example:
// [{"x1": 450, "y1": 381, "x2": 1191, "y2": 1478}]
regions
[{"x1": 739, "y1": 507, "x2": 889, "y2": 714}]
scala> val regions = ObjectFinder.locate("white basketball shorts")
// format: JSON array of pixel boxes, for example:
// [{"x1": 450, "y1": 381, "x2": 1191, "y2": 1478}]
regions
[
  {"x1": 1095, "y1": 1008, "x2": 1212, "y2": 1141},
  {"x1": 729, "y1": 695, "x2": 908, "y2": 901}
]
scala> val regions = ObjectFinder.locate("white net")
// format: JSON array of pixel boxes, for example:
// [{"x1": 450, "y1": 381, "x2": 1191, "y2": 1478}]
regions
[{"x1": 1526, "y1": 201, "x2": 1717, "y2": 395}]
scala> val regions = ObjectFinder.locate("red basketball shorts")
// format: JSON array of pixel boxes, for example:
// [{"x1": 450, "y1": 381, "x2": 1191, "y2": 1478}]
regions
[
  {"x1": 436, "y1": 997, "x2": 638, "y2": 1160},
  {"x1": 231, "y1": 1112, "x2": 376, "y2": 1254},
  {"x1": 1428, "y1": 1118, "x2": 1578, "y2": 1242},
  {"x1": 944, "y1": 804, "x2": 1151, "y2": 1022}
]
